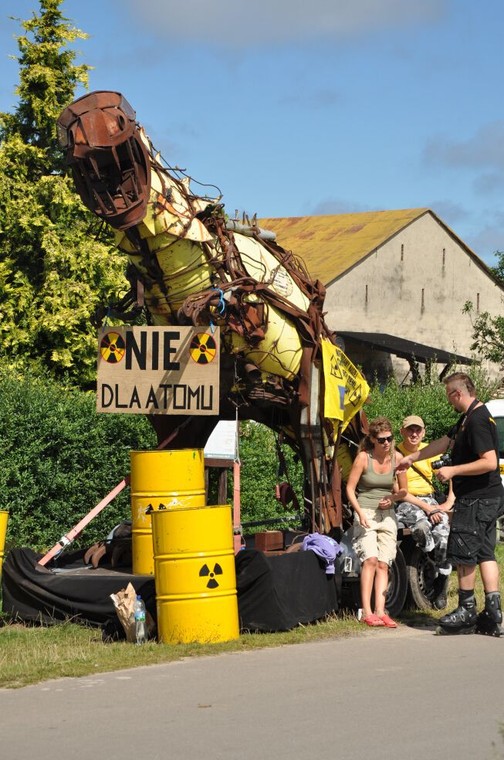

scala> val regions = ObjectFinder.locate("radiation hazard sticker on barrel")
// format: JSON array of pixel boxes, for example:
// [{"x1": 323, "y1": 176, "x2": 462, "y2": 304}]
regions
[
  {"x1": 100, "y1": 331, "x2": 126, "y2": 363},
  {"x1": 199, "y1": 562, "x2": 223, "y2": 589},
  {"x1": 189, "y1": 333, "x2": 217, "y2": 364}
]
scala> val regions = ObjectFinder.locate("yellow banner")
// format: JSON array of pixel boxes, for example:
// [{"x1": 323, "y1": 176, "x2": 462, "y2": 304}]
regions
[
  {"x1": 321, "y1": 339, "x2": 346, "y2": 421},
  {"x1": 321, "y1": 339, "x2": 369, "y2": 430}
]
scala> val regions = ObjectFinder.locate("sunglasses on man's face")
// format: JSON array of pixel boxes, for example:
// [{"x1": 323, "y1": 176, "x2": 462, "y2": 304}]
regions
[{"x1": 376, "y1": 435, "x2": 393, "y2": 444}]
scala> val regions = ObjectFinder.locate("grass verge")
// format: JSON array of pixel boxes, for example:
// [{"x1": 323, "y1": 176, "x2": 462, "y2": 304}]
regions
[
  {"x1": 0, "y1": 612, "x2": 366, "y2": 689},
  {"x1": 1, "y1": 544, "x2": 503, "y2": 689}
]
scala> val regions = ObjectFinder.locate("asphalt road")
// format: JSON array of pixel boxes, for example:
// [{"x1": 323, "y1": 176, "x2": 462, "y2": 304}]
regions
[{"x1": 1, "y1": 622, "x2": 503, "y2": 760}]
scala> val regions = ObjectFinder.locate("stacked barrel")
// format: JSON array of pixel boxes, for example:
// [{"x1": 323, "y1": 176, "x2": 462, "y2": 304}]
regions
[{"x1": 130, "y1": 450, "x2": 239, "y2": 644}]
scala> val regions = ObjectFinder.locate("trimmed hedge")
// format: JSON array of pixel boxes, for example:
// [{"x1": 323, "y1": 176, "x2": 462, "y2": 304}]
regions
[
  {"x1": 0, "y1": 369, "x2": 302, "y2": 552},
  {"x1": 365, "y1": 370, "x2": 501, "y2": 442},
  {"x1": 365, "y1": 379, "x2": 459, "y2": 442},
  {"x1": 237, "y1": 421, "x2": 304, "y2": 534},
  {"x1": 2, "y1": 368, "x2": 498, "y2": 553},
  {"x1": 0, "y1": 369, "x2": 156, "y2": 552}
]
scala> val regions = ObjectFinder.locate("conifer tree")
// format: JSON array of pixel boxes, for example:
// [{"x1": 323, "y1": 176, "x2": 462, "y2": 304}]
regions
[
  {"x1": 0, "y1": 0, "x2": 128, "y2": 388},
  {"x1": 1, "y1": 0, "x2": 89, "y2": 173}
]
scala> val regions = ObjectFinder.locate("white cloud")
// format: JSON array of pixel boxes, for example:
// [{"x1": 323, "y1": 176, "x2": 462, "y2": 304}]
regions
[
  {"x1": 424, "y1": 121, "x2": 504, "y2": 171},
  {"x1": 309, "y1": 198, "x2": 372, "y2": 215},
  {"x1": 473, "y1": 172, "x2": 504, "y2": 195},
  {"x1": 429, "y1": 200, "x2": 468, "y2": 224},
  {"x1": 468, "y1": 224, "x2": 504, "y2": 262},
  {"x1": 121, "y1": 0, "x2": 447, "y2": 48},
  {"x1": 424, "y1": 122, "x2": 504, "y2": 206}
]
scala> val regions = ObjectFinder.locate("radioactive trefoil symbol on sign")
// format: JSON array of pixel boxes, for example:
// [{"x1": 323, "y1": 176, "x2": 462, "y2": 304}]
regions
[{"x1": 199, "y1": 563, "x2": 223, "y2": 589}]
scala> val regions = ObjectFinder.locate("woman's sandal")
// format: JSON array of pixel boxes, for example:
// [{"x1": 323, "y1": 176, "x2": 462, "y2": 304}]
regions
[
  {"x1": 362, "y1": 614, "x2": 385, "y2": 627},
  {"x1": 379, "y1": 614, "x2": 398, "y2": 628}
]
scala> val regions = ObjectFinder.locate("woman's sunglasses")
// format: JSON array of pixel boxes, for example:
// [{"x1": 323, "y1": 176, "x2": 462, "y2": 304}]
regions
[{"x1": 376, "y1": 435, "x2": 393, "y2": 444}]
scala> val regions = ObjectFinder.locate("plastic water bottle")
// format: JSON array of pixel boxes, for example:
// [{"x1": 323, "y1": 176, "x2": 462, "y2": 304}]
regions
[{"x1": 133, "y1": 594, "x2": 147, "y2": 645}]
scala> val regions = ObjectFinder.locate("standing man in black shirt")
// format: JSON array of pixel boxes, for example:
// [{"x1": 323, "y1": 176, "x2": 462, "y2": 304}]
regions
[{"x1": 397, "y1": 372, "x2": 504, "y2": 636}]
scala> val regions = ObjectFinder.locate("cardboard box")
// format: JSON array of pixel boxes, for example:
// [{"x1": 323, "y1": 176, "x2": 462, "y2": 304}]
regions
[{"x1": 255, "y1": 531, "x2": 284, "y2": 552}]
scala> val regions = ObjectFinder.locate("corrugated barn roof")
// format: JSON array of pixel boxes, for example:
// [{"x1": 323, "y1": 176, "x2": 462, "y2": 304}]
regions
[{"x1": 258, "y1": 208, "x2": 429, "y2": 285}]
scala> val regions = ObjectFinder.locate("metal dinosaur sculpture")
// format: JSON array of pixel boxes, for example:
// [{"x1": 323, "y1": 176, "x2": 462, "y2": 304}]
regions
[{"x1": 57, "y1": 90, "x2": 369, "y2": 535}]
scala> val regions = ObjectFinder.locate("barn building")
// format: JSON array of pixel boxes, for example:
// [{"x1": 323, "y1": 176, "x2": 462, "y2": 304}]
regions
[{"x1": 259, "y1": 208, "x2": 504, "y2": 383}]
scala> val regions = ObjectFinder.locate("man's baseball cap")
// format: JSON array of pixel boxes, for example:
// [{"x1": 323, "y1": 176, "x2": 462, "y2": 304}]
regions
[{"x1": 402, "y1": 415, "x2": 425, "y2": 429}]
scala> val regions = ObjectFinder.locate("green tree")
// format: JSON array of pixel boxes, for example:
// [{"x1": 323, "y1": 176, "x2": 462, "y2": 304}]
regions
[
  {"x1": 460, "y1": 250, "x2": 504, "y2": 370},
  {"x1": 490, "y1": 249, "x2": 504, "y2": 286},
  {"x1": 0, "y1": 1, "x2": 128, "y2": 388},
  {"x1": 1, "y1": 0, "x2": 88, "y2": 172},
  {"x1": 463, "y1": 301, "x2": 504, "y2": 370}
]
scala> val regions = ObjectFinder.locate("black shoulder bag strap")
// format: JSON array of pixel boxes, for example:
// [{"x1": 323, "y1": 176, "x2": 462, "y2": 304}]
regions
[
  {"x1": 398, "y1": 443, "x2": 432, "y2": 487},
  {"x1": 409, "y1": 462, "x2": 447, "y2": 507},
  {"x1": 410, "y1": 461, "x2": 433, "y2": 488}
]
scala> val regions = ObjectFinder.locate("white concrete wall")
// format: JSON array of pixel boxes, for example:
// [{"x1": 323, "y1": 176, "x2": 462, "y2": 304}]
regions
[{"x1": 323, "y1": 213, "x2": 504, "y2": 377}]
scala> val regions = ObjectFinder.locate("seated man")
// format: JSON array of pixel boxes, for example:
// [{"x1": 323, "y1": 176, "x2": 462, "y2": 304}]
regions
[{"x1": 395, "y1": 415, "x2": 453, "y2": 565}]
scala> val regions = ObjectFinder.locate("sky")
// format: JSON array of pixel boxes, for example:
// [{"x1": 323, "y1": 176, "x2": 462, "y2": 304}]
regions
[{"x1": 1, "y1": 0, "x2": 503, "y2": 267}]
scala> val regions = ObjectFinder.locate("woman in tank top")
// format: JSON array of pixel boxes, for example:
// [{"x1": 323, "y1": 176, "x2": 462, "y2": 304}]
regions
[{"x1": 346, "y1": 416, "x2": 408, "y2": 627}]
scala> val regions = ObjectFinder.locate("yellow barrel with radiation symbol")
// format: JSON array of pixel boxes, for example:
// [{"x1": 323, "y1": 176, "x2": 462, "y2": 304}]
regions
[
  {"x1": 0, "y1": 510, "x2": 8, "y2": 578},
  {"x1": 151, "y1": 505, "x2": 239, "y2": 644},
  {"x1": 130, "y1": 450, "x2": 206, "y2": 575}
]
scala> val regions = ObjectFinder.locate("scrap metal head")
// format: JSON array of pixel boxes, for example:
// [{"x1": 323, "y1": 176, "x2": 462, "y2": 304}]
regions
[{"x1": 57, "y1": 91, "x2": 151, "y2": 230}]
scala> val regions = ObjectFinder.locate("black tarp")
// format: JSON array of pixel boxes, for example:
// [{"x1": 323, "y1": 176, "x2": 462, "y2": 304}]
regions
[
  {"x1": 1, "y1": 547, "x2": 340, "y2": 635},
  {"x1": 1, "y1": 547, "x2": 156, "y2": 628},
  {"x1": 235, "y1": 549, "x2": 340, "y2": 632}
]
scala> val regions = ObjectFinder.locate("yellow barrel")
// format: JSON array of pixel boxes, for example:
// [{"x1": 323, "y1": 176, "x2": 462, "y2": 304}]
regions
[
  {"x1": 0, "y1": 510, "x2": 8, "y2": 578},
  {"x1": 130, "y1": 449, "x2": 205, "y2": 575},
  {"x1": 152, "y1": 505, "x2": 240, "y2": 644}
]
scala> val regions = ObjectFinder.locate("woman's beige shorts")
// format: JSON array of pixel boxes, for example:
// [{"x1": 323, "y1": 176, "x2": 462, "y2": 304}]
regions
[{"x1": 353, "y1": 507, "x2": 398, "y2": 565}]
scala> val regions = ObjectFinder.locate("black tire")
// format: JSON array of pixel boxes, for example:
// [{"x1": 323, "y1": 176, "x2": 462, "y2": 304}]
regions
[
  {"x1": 385, "y1": 546, "x2": 408, "y2": 617},
  {"x1": 405, "y1": 543, "x2": 447, "y2": 610}
]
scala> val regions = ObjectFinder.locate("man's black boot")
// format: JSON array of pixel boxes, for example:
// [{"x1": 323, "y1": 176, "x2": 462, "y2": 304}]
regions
[
  {"x1": 476, "y1": 592, "x2": 503, "y2": 637},
  {"x1": 437, "y1": 590, "x2": 477, "y2": 635}
]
